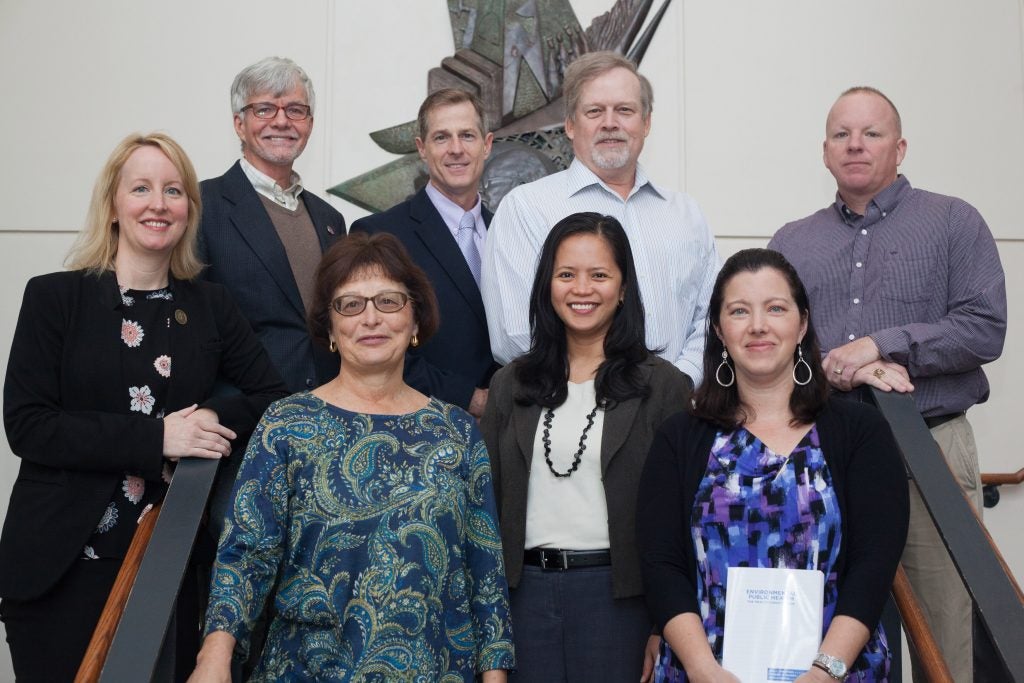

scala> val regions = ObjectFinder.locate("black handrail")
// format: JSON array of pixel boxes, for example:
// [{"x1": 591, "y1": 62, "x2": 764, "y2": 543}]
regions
[
  {"x1": 867, "y1": 388, "x2": 1024, "y2": 681},
  {"x1": 97, "y1": 457, "x2": 218, "y2": 682}
]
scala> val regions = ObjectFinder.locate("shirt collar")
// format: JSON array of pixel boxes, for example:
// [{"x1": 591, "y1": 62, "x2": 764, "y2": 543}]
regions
[
  {"x1": 240, "y1": 157, "x2": 303, "y2": 210},
  {"x1": 835, "y1": 175, "x2": 912, "y2": 224},
  {"x1": 565, "y1": 158, "x2": 667, "y2": 201},
  {"x1": 424, "y1": 182, "x2": 483, "y2": 235}
]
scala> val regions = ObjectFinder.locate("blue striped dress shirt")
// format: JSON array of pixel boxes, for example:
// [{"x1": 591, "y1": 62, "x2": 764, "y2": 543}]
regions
[
  {"x1": 481, "y1": 159, "x2": 720, "y2": 384},
  {"x1": 769, "y1": 175, "x2": 1007, "y2": 416}
]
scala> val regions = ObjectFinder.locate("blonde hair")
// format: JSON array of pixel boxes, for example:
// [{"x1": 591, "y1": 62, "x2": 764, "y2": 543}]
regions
[{"x1": 66, "y1": 132, "x2": 204, "y2": 280}]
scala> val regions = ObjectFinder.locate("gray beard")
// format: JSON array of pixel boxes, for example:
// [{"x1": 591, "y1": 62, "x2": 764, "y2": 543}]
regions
[{"x1": 590, "y1": 145, "x2": 631, "y2": 170}]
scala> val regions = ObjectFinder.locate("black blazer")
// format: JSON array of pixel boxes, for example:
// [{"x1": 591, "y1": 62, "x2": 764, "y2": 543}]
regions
[
  {"x1": 349, "y1": 188, "x2": 499, "y2": 408},
  {"x1": 0, "y1": 270, "x2": 288, "y2": 600},
  {"x1": 198, "y1": 161, "x2": 344, "y2": 393},
  {"x1": 480, "y1": 356, "x2": 691, "y2": 598}
]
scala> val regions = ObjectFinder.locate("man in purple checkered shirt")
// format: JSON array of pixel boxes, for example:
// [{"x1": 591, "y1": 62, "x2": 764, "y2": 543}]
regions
[{"x1": 769, "y1": 86, "x2": 1006, "y2": 683}]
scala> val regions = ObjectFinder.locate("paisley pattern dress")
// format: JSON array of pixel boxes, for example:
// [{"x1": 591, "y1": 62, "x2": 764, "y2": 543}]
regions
[
  {"x1": 205, "y1": 393, "x2": 515, "y2": 682},
  {"x1": 655, "y1": 426, "x2": 889, "y2": 682}
]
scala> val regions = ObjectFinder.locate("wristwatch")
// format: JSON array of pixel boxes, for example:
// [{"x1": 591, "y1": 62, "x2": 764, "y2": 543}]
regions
[{"x1": 812, "y1": 652, "x2": 848, "y2": 681}]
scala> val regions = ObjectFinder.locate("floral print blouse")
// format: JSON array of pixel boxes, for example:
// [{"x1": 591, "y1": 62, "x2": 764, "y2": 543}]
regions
[{"x1": 82, "y1": 286, "x2": 174, "y2": 560}]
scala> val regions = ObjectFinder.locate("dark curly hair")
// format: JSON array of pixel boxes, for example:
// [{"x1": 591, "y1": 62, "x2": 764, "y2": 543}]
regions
[
  {"x1": 308, "y1": 232, "x2": 439, "y2": 351},
  {"x1": 691, "y1": 248, "x2": 828, "y2": 428},
  {"x1": 513, "y1": 212, "x2": 651, "y2": 409}
]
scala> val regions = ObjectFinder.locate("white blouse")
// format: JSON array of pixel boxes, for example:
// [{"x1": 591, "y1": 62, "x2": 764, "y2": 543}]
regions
[{"x1": 524, "y1": 380, "x2": 610, "y2": 550}]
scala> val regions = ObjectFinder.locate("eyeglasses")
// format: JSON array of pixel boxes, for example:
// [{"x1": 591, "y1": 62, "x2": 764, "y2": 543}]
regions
[
  {"x1": 331, "y1": 291, "x2": 411, "y2": 316},
  {"x1": 241, "y1": 102, "x2": 312, "y2": 121}
]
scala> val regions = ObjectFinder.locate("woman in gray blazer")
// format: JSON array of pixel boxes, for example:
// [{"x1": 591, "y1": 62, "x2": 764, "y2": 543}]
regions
[{"x1": 481, "y1": 212, "x2": 691, "y2": 682}]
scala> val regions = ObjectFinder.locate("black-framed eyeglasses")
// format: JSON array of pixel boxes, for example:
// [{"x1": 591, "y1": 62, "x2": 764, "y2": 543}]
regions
[
  {"x1": 331, "y1": 291, "x2": 411, "y2": 316},
  {"x1": 241, "y1": 102, "x2": 312, "y2": 121}
]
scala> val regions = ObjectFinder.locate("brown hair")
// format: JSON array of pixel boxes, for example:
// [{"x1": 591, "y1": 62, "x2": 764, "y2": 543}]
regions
[
  {"x1": 66, "y1": 132, "x2": 203, "y2": 280},
  {"x1": 308, "y1": 232, "x2": 440, "y2": 349},
  {"x1": 691, "y1": 248, "x2": 828, "y2": 428},
  {"x1": 563, "y1": 51, "x2": 653, "y2": 122},
  {"x1": 416, "y1": 88, "x2": 487, "y2": 139}
]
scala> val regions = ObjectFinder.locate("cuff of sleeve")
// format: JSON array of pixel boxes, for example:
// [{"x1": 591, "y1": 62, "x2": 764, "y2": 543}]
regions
[{"x1": 868, "y1": 329, "x2": 904, "y2": 363}]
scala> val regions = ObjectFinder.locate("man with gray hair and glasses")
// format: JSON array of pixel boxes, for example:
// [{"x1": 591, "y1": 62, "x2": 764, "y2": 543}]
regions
[
  {"x1": 197, "y1": 57, "x2": 345, "y2": 676},
  {"x1": 481, "y1": 51, "x2": 719, "y2": 388},
  {"x1": 199, "y1": 56, "x2": 345, "y2": 394}
]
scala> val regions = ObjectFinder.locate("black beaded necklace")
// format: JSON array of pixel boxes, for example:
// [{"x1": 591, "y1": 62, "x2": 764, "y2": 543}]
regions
[{"x1": 541, "y1": 402, "x2": 601, "y2": 478}]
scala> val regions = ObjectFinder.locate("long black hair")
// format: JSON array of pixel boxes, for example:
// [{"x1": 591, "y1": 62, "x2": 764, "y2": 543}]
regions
[
  {"x1": 514, "y1": 212, "x2": 651, "y2": 409},
  {"x1": 691, "y1": 248, "x2": 829, "y2": 427}
]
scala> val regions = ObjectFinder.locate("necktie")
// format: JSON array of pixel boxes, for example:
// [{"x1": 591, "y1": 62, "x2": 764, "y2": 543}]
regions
[{"x1": 456, "y1": 211, "x2": 482, "y2": 286}]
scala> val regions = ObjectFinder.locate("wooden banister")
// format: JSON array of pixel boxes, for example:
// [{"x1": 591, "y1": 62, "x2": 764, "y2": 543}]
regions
[
  {"x1": 981, "y1": 468, "x2": 1024, "y2": 486},
  {"x1": 892, "y1": 565, "x2": 954, "y2": 683},
  {"x1": 75, "y1": 502, "x2": 162, "y2": 683}
]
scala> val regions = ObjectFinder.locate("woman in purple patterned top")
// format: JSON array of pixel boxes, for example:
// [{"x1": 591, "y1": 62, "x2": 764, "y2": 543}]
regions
[{"x1": 637, "y1": 249, "x2": 909, "y2": 683}]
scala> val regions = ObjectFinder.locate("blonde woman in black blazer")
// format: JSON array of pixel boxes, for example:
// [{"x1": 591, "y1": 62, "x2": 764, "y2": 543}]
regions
[
  {"x1": 0, "y1": 133, "x2": 287, "y2": 682},
  {"x1": 481, "y1": 213, "x2": 692, "y2": 683}
]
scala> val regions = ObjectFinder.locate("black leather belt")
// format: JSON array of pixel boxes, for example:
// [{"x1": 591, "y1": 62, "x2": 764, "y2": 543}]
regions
[
  {"x1": 924, "y1": 412, "x2": 965, "y2": 429},
  {"x1": 523, "y1": 548, "x2": 611, "y2": 570}
]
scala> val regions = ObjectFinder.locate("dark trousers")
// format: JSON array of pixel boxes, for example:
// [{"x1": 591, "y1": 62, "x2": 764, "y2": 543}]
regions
[
  {"x1": 510, "y1": 565, "x2": 651, "y2": 682},
  {"x1": 1, "y1": 558, "x2": 121, "y2": 683}
]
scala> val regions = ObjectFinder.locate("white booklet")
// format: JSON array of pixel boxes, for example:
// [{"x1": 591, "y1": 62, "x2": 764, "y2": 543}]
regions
[{"x1": 721, "y1": 567, "x2": 824, "y2": 682}]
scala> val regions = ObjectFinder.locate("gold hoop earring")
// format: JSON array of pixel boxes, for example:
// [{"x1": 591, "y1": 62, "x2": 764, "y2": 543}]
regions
[
  {"x1": 411, "y1": 334, "x2": 419, "y2": 348},
  {"x1": 329, "y1": 339, "x2": 337, "y2": 353}
]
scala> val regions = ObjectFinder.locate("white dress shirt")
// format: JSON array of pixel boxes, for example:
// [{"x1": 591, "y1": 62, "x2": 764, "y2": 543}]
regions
[
  {"x1": 240, "y1": 157, "x2": 303, "y2": 211},
  {"x1": 481, "y1": 158, "x2": 720, "y2": 383}
]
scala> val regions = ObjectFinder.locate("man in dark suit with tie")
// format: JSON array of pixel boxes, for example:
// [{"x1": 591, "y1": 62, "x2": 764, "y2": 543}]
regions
[
  {"x1": 350, "y1": 89, "x2": 496, "y2": 416},
  {"x1": 199, "y1": 56, "x2": 345, "y2": 394}
]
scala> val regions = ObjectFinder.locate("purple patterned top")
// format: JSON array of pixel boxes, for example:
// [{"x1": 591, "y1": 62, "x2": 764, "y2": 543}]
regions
[{"x1": 654, "y1": 425, "x2": 889, "y2": 682}]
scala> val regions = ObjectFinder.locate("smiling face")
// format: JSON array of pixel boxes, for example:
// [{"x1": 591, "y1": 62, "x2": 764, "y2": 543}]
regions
[
  {"x1": 329, "y1": 269, "x2": 417, "y2": 374},
  {"x1": 715, "y1": 267, "x2": 808, "y2": 387},
  {"x1": 565, "y1": 67, "x2": 651, "y2": 178},
  {"x1": 823, "y1": 91, "x2": 906, "y2": 210},
  {"x1": 113, "y1": 146, "x2": 189, "y2": 266},
  {"x1": 550, "y1": 233, "x2": 624, "y2": 345},
  {"x1": 416, "y1": 100, "x2": 493, "y2": 210},
  {"x1": 234, "y1": 82, "x2": 313, "y2": 179}
]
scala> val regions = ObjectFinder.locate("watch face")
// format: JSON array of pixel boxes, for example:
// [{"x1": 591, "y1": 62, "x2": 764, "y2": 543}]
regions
[{"x1": 829, "y1": 660, "x2": 846, "y2": 676}]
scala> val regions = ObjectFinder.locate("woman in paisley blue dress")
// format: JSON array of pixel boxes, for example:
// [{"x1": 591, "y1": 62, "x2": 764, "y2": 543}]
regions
[
  {"x1": 637, "y1": 249, "x2": 909, "y2": 683},
  {"x1": 482, "y1": 213, "x2": 691, "y2": 682},
  {"x1": 191, "y1": 232, "x2": 514, "y2": 682},
  {"x1": 0, "y1": 133, "x2": 288, "y2": 682}
]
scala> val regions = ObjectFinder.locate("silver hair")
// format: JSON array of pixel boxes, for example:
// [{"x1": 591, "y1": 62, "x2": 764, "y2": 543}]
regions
[{"x1": 230, "y1": 56, "x2": 316, "y2": 115}]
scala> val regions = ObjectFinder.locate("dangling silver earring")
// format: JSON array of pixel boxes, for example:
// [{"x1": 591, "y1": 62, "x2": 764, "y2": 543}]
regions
[
  {"x1": 715, "y1": 349, "x2": 735, "y2": 387},
  {"x1": 793, "y1": 345, "x2": 812, "y2": 386}
]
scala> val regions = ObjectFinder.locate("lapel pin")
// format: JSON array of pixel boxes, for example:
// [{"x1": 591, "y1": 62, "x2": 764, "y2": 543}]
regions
[
  {"x1": 327, "y1": 225, "x2": 337, "y2": 235},
  {"x1": 174, "y1": 309, "x2": 188, "y2": 325}
]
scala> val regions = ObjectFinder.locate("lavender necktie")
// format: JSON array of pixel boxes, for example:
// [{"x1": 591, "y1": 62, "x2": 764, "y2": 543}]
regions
[{"x1": 456, "y1": 211, "x2": 482, "y2": 286}]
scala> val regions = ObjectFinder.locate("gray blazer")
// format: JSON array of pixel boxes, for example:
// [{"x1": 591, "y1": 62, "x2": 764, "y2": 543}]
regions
[{"x1": 480, "y1": 356, "x2": 691, "y2": 598}]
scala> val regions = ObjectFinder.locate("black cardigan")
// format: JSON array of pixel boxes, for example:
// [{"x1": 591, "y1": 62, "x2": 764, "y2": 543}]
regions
[
  {"x1": 637, "y1": 397, "x2": 909, "y2": 633},
  {"x1": 481, "y1": 356, "x2": 692, "y2": 598}
]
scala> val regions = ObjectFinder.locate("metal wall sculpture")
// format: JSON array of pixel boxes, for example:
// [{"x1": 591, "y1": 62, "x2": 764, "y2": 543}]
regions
[{"x1": 329, "y1": 0, "x2": 672, "y2": 213}]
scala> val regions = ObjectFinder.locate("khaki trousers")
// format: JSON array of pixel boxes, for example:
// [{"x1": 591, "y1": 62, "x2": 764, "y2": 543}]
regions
[{"x1": 903, "y1": 414, "x2": 982, "y2": 683}]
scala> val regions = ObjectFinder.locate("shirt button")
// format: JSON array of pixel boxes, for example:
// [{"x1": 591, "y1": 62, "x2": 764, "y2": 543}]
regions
[
  {"x1": 306, "y1": 378, "x2": 315, "y2": 388},
  {"x1": 856, "y1": 262, "x2": 863, "y2": 268},
  {"x1": 861, "y1": 229, "x2": 868, "y2": 235},
  {"x1": 882, "y1": 211, "x2": 887, "y2": 218},
  {"x1": 853, "y1": 298, "x2": 860, "y2": 304},
  {"x1": 848, "y1": 334, "x2": 856, "y2": 341}
]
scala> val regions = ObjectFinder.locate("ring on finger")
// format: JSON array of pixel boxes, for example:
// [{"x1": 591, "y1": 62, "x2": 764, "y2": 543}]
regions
[
  {"x1": 873, "y1": 368, "x2": 886, "y2": 379},
  {"x1": 833, "y1": 367, "x2": 844, "y2": 375}
]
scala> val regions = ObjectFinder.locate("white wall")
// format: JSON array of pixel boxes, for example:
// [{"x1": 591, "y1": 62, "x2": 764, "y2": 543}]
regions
[{"x1": 1, "y1": 1, "x2": 1021, "y2": 679}]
